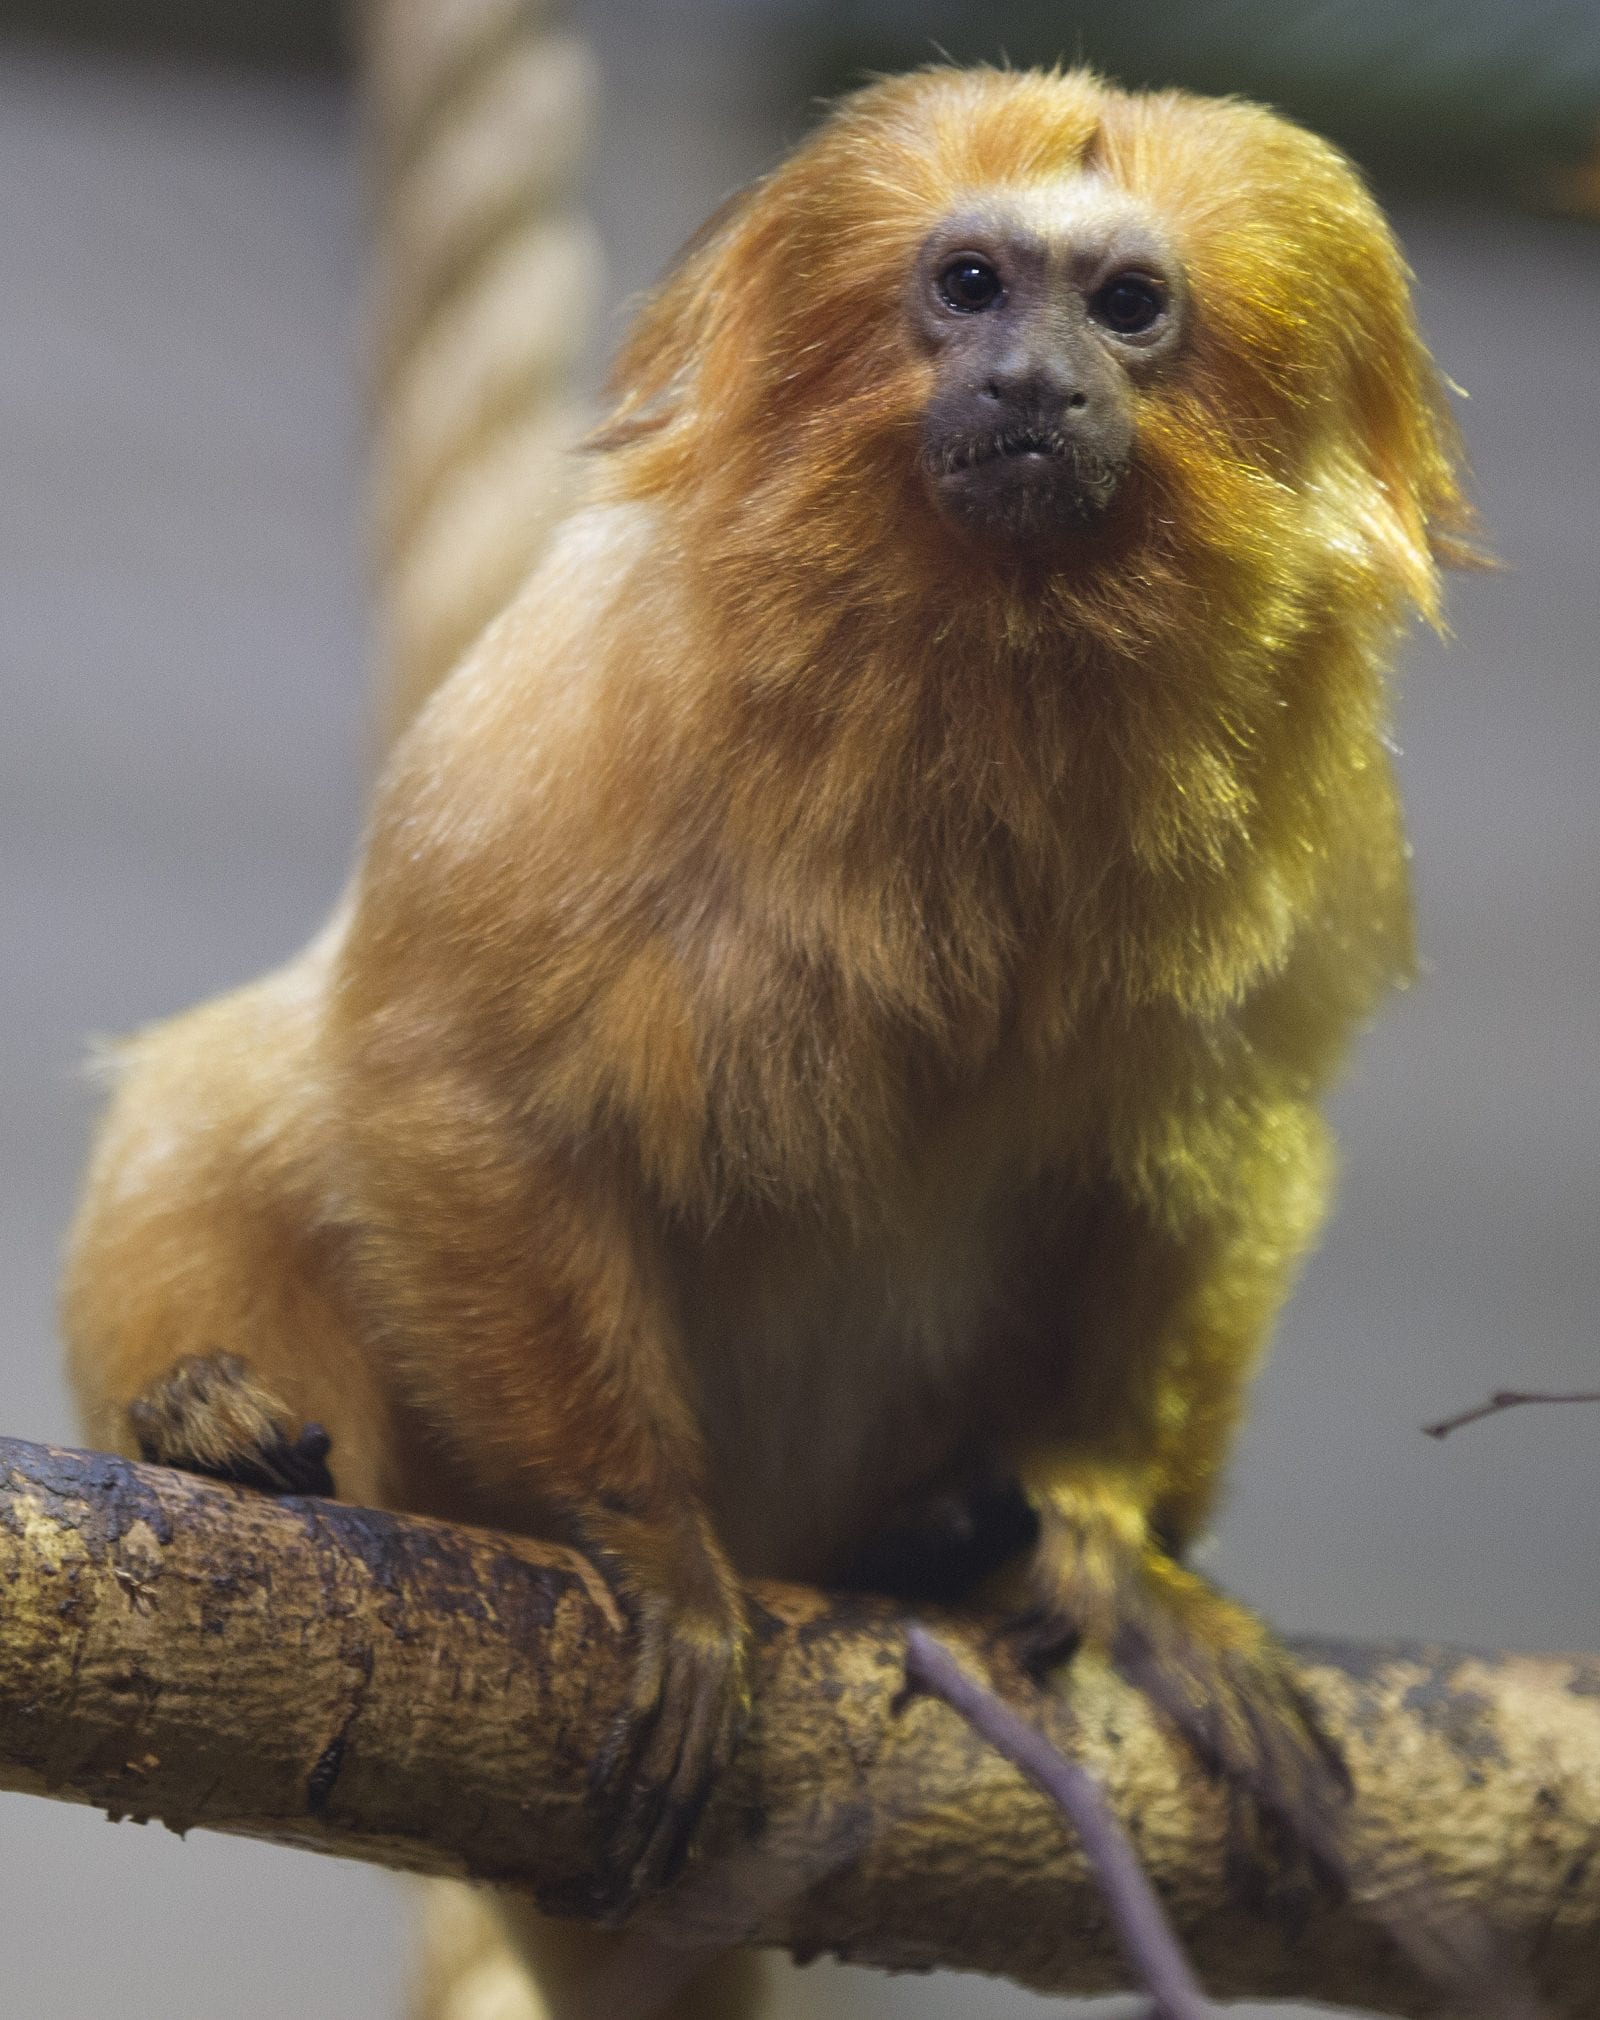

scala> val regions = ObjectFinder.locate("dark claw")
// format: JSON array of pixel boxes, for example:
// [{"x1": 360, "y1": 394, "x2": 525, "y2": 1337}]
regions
[
  {"x1": 184, "y1": 1421, "x2": 336, "y2": 1498},
  {"x1": 277, "y1": 1421, "x2": 336, "y2": 1496},
  {"x1": 998, "y1": 1603, "x2": 1082, "y2": 1681}
]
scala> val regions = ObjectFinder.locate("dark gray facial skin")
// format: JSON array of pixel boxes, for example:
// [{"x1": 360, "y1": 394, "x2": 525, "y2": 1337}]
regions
[{"x1": 911, "y1": 192, "x2": 1186, "y2": 544}]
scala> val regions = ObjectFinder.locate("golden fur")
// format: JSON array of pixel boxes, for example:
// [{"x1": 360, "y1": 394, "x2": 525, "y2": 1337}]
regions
[{"x1": 64, "y1": 67, "x2": 1470, "y2": 2014}]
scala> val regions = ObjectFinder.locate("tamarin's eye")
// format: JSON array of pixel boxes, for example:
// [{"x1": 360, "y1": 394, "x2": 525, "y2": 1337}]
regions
[
  {"x1": 1091, "y1": 273, "x2": 1167, "y2": 334},
  {"x1": 938, "y1": 256, "x2": 1005, "y2": 312}
]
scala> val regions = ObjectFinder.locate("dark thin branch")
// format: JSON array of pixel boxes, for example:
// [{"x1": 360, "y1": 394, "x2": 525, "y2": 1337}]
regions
[
  {"x1": 903, "y1": 1625, "x2": 1215, "y2": 2020},
  {"x1": 1423, "y1": 1390, "x2": 1600, "y2": 1440}
]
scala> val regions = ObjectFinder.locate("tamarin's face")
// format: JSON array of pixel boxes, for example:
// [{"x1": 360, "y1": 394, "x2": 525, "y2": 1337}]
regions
[
  {"x1": 601, "y1": 68, "x2": 1465, "y2": 615},
  {"x1": 911, "y1": 185, "x2": 1185, "y2": 542}
]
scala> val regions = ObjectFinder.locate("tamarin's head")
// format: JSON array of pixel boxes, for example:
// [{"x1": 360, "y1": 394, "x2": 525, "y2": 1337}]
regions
[{"x1": 595, "y1": 67, "x2": 1472, "y2": 632}]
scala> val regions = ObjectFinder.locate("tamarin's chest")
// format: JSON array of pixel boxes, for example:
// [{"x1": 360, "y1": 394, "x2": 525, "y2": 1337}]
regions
[
  {"x1": 558, "y1": 830, "x2": 1231, "y2": 1576},
  {"x1": 675, "y1": 1207, "x2": 1013, "y2": 1581},
  {"x1": 667, "y1": 1041, "x2": 1086, "y2": 1582}
]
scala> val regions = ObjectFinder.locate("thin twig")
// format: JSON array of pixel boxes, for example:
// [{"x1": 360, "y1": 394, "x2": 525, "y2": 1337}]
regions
[
  {"x1": 903, "y1": 1625, "x2": 1216, "y2": 2020},
  {"x1": 1423, "y1": 1390, "x2": 1600, "y2": 1440}
]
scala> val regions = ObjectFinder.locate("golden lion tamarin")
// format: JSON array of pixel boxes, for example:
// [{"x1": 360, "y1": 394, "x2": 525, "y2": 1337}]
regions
[{"x1": 64, "y1": 64, "x2": 1473, "y2": 2015}]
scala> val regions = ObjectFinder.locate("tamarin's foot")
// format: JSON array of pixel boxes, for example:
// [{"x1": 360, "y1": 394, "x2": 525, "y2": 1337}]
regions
[
  {"x1": 1010, "y1": 1515, "x2": 1352, "y2": 1879},
  {"x1": 580, "y1": 1509, "x2": 750, "y2": 1919},
  {"x1": 1013, "y1": 1522, "x2": 1537, "y2": 2013},
  {"x1": 126, "y1": 1351, "x2": 336, "y2": 1498}
]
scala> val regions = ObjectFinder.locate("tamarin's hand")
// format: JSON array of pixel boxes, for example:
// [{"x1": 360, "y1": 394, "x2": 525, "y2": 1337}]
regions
[
  {"x1": 1010, "y1": 1496, "x2": 1352, "y2": 1874},
  {"x1": 122, "y1": 1350, "x2": 746, "y2": 1912},
  {"x1": 578, "y1": 1504, "x2": 750, "y2": 1915}
]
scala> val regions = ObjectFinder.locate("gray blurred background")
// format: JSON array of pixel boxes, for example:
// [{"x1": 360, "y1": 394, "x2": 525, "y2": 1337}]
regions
[{"x1": 0, "y1": 3, "x2": 1596, "y2": 2016}]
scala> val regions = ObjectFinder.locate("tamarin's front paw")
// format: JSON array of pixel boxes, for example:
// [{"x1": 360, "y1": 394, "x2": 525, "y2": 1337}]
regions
[
  {"x1": 1115, "y1": 1557, "x2": 1352, "y2": 1870},
  {"x1": 1011, "y1": 1518, "x2": 1351, "y2": 1877},
  {"x1": 581, "y1": 1513, "x2": 750, "y2": 1920},
  {"x1": 126, "y1": 1351, "x2": 336, "y2": 1498}
]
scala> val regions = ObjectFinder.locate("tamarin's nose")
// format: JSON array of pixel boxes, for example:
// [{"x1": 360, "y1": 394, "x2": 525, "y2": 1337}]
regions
[{"x1": 981, "y1": 359, "x2": 1094, "y2": 422}]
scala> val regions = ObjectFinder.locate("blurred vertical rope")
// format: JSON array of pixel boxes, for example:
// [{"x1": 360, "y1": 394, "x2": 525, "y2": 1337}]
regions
[
  {"x1": 358, "y1": 0, "x2": 602, "y2": 743},
  {"x1": 357, "y1": 17, "x2": 607, "y2": 2010}
]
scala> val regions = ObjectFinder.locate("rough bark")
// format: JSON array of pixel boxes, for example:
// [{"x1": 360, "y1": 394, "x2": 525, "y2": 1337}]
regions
[{"x1": 1, "y1": 1435, "x2": 1597, "y2": 2015}]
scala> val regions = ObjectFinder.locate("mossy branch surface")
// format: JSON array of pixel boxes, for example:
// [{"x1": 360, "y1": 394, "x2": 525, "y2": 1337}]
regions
[{"x1": 2, "y1": 1435, "x2": 1597, "y2": 2014}]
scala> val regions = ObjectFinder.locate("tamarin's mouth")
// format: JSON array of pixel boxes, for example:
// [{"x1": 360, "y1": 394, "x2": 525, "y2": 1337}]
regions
[
  {"x1": 924, "y1": 429, "x2": 1125, "y2": 538},
  {"x1": 931, "y1": 426, "x2": 1068, "y2": 474}
]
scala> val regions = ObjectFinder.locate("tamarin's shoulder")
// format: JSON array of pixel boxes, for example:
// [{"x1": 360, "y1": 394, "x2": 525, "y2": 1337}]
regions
[
  {"x1": 395, "y1": 502, "x2": 659, "y2": 751},
  {"x1": 356, "y1": 503, "x2": 689, "y2": 895}
]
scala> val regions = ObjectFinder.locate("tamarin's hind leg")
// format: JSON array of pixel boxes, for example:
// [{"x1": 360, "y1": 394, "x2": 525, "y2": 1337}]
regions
[
  {"x1": 62, "y1": 973, "x2": 398, "y2": 1511},
  {"x1": 126, "y1": 1351, "x2": 337, "y2": 1498}
]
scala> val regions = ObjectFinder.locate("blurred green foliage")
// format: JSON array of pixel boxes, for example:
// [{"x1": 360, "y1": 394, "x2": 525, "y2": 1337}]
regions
[{"x1": 807, "y1": 0, "x2": 1600, "y2": 191}]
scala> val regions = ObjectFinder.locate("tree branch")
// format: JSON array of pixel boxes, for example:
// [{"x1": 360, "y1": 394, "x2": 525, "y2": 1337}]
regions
[
  {"x1": 903, "y1": 1626, "x2": 1216, "y2": 2020},
  {"x1": 1423, "y1": 1391, "x2": 1600, "y2": 1439},
  {"x1": 2, "y1": 1435, "x2": 1597, "y2": 2014}
]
